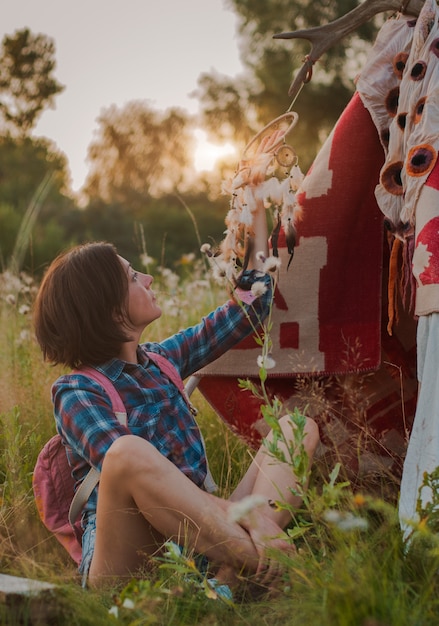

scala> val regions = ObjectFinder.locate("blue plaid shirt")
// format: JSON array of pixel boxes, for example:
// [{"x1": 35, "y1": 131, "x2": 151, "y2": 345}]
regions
[{"x1": 52, "y1": 270, "x2": 272, "y2": 520}]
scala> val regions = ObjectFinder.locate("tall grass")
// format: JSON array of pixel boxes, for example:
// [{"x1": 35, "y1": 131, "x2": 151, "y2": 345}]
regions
[{"x1": 0, "y1": 260, "x2": 438, "y2": 625}]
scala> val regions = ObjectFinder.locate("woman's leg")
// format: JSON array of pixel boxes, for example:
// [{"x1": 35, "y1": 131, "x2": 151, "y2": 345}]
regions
[
  {"x1": 230, "y1": 415, "x2": 319, "y2": 528},
  {"x1": 88, "y1": 434, "x2": 263, "y2": 586},
  {"x1": 215, "y1": 415, "x2": 319, "y2": 587}
]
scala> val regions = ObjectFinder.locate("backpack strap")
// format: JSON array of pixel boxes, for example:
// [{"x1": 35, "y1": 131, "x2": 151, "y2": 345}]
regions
[
  {"x1": 68, "y1": 368, "x2": 127, "y2": 526},
  {"x1": 146, "y1": 351, "x2": 217, "y2": 493},
  {"x1": 146, "y1": 351, "x2": 197, "y2": 415}
]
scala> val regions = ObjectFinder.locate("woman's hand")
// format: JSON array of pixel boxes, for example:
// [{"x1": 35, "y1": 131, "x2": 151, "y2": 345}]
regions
[{"x1": 237, "y1": 509, "x2": 296, "y2": 587}]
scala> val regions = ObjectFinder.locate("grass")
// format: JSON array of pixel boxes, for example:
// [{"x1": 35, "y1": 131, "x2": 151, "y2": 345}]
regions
[{"x1": 0, "y1": 262, "x2": 438, "y2": 625}]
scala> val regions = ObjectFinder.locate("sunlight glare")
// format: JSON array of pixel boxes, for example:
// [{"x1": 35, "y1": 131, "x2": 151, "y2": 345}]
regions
[{"x1": 193, "y1": 128, "x2": 236, "y2": 172}]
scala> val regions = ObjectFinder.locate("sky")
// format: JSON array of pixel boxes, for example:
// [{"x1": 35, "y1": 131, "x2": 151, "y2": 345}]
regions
[{"x1": 2, "y1": 0, "x2": 244, "y2": 192}]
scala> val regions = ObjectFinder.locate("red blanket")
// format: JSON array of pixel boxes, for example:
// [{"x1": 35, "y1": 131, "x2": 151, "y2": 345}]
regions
[{"x1": 198, "y1": 93, "x2": 417, "y2": 482}]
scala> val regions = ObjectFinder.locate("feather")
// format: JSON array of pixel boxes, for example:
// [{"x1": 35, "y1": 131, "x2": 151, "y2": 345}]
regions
[{"x1": 270, "y1": 213, "x2": 282, "y2": 257}]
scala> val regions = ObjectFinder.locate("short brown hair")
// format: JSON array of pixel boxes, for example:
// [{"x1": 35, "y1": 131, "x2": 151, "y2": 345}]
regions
[{"x1": 34, "y1": 242, "x2": 131, "y2": 368}]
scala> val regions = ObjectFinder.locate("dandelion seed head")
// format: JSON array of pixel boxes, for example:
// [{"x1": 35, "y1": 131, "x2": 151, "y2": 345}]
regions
[
  {"x1": 122, "y1": 598, "x2": 135, "y2": 609},
  {"x1": 257, "y1": 354, "x2": 276, "y2": 369},
  {"x1": 228, "y1": 495, "x2": 267, "y2": 523},
  {"x1": 323, "y1": 509, "x2": 368, "y2": 531},
  {"x1": 140, "y1": 253, "x2": 154, "y2": 267},
  {"x1": 16, "y1": 330, "x2": 30, "y2": 346},
  {"x1": 200, "y1": 243, "x2": 212, "y2": 255},
  {"x1": 251, "y1": 281, "x2": 268, "y2": 298},
  {"x1": 263, "y1": 256, "x2": 282, "y2": 273}
]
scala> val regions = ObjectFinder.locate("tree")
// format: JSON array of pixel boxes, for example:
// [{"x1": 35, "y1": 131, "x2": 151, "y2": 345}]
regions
[
  {"x1": 84, "y1": 101, "x2": 196, "y2": 204},
  {"x1": 0, "y1": 135, "x2": 77, "y2": 272},
  {"x1": 0, "y1": 28, "x2": 64, "y2": 137},
  {"x1": 195, "y1": 0, "x2": 384, "y2": 169}
]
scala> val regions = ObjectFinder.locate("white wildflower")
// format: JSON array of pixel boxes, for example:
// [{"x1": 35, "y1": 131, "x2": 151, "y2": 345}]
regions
[
  {"x1": 122, "y1": 598, "x2": 135, "y2": 609},
  {"x1": 18, "y1": 304, "x2": 30, "y2": 315},
  {"x1": 262, "y1": 255, "x2": 282, "y2": 273},
  {"x1": 255, "y1": 251, "x2": 266, "y2": 263},
  {"x1": 162, "y1": 296, "x2": 181, "y2": 317},
  {"x1": 200, "y1": 243, "x2": 212, "y2": 255},
  {"x1": 251, "y1": 281, "x2": 267, "y2": 298},
  {"x1": 164, "y1": 541, "x2": 182, "y2": 559},
  {"x1": 16, "y1": 330, "x2": 30, "y2": 346},
  {"x1": 4, "y1": 294, "x2": 16, "y2": 305},
  {"x1": 323, "y1": 509, "x2": 368, "y2": 532},
  {"x1": 20, "y1": 272, "x2": 34, "y2": 286},
  {"x1": 140, "y1": 253, "x2": 154, "y2": 268},
  {"x1": 228, "y1": 495, "x2": 267, "y2": 523},
  {"x1": 1, "y1": 271, "x2": 22, "y2": 294},
  {"x1": 108, "y1": 605, "x2": 119, "y2": 618},
  {"x1": 159, "y1": 267, "x2": 179, "y2": 291},
  {"x1": 179, "y1": 253, "x2": 195, "y2": 265},
  {"x1": 257, "y1": 354, "x2": 276, "y2": 370},
  {"x1": 211, "y1": 260, "x2": 229, "y2": 284}
]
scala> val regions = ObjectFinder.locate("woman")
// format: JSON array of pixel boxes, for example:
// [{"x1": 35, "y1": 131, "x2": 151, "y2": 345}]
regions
[{"x1": 33, "y1": 204, "x2": 319, "y2": 591}]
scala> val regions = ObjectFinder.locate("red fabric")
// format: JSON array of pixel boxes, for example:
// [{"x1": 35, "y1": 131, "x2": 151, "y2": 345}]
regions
[{"x1": 198, "y1": 94, "x2": 418, "y2": 479}]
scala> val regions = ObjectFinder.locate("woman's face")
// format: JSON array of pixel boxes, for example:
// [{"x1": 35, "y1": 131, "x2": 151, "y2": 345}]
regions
[{"x1": 118, "y1": 256, "x2": 162, "y2": 330}]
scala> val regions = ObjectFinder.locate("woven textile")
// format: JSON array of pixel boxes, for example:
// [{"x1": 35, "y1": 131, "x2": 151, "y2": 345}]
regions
[{"x1": 198, "y1": 91, "x2": 417, "y2": 480}]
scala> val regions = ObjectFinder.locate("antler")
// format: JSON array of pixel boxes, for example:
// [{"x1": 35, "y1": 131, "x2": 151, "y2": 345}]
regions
[{"x1": 274, "y1": 0, "x2": 426, "y2": 98}]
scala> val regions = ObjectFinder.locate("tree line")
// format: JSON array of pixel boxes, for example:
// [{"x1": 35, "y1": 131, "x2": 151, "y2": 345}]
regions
[{"x1": 0, "y1": 2, "x2": 383, "y2": 276}]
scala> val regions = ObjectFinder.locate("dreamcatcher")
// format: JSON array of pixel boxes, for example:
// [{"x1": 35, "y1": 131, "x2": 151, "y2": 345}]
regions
[{"x1": 203, "y1": 111, "x2": 304, "y2": 282}]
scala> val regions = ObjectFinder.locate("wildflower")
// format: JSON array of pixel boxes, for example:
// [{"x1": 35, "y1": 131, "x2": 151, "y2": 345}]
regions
[
  {"x1": 263, "y1": 255, "x2": 282, "y2": 273},
  {"x1": 158, "y1": 267, "x2": 179, "y2": 291},
  {"x1": 140, "y1": 253, "x2": 154, "y2": 268},
  {"x1": 211, "y1": 260, "x2": 229, "y2": 284},
  {"x1": 108, "y1": 605, "x2": 118, "y2": 618},
  {"x1": 164, "y1": 541, "x2": 182, "y2": 559},
  {"x1": 200, "y1": 243, "x2": 212, "y2": 256},
  {"x1": 16, "y1": 330, "x2": 30, "y2": 346},
  {"x1": 5, "y1": 294, "x2": 16, "y2": 306},
  {"x1": 353, "y1": 493, "x2": 366, "y2": 507},
  {"x1": 323, "y1": 509, "x2": 368, "y2": 531},
  {"x1": 18, "y1": 304, "x2": 30, "y2": 315},
  {"x1": 255, "y1": 250, "x2": 266, "y2": 264},
  {"x1": 228, "y1": 494, "x2": 267, "y2": 523},
  {"x1": 257, "y1": 354, "x2": 276, "y2": 370},
  {"x1": 122, "y1": 598, "x2": 135, "y2": 609},
  {"x1": 179, "y1": 253, "x2": 195, "y2": 265},
  {"x1": 251, "y1": 281, "x2": 268, "y2": 298}
]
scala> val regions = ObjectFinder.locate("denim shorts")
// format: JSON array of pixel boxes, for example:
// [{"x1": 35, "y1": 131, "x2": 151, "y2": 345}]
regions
[
  {"x1": 78, "y1": 513, "x2": 96, "y2": 588},
  {"x1": 77, "y1": 513, "x2": 210, "y2": 587}
]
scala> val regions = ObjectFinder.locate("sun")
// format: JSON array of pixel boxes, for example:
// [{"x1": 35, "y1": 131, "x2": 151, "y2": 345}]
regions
[{"x1": 193, "y1": 128, "x2": 237, "y2": 172}]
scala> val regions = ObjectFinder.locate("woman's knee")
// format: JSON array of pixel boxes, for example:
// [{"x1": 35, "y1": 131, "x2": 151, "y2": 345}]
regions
[
  {"x1": 278, "y1": 414, "x2": 320, "y2": 453},
  {"x1": 101, "y1": 434, "x2": 160, "y2": 479}
]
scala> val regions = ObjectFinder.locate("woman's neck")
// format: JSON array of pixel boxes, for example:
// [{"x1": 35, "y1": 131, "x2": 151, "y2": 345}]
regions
[{"x1": 117, "y1": 341, "x2": 139, "y2": 364}]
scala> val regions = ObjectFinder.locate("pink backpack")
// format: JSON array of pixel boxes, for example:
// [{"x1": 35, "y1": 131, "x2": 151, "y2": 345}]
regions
[
  {"x1": 33, "y1": 367, "x2": 125, "y2": 564},
  {"x1": 32, "y1": 353, "x2": 215, "y2": 564}
]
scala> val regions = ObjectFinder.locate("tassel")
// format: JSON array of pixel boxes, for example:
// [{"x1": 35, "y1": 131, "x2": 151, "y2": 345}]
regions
[{"x1": 387, "y1": 236, "x2": 402, "y2": 336}]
